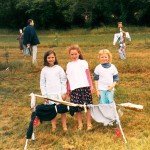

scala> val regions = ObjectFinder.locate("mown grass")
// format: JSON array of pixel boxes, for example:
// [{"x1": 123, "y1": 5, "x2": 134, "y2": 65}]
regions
[{"x1": 0, "y1": 27, "x2": 150, "y2": 150}]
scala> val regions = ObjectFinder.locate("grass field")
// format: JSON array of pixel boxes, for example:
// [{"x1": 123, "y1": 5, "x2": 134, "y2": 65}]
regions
[{"x1": 0, "y1": 27, "x2": 150, "y2": 150}]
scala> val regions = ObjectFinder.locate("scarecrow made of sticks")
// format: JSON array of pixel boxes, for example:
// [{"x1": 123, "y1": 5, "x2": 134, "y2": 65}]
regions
[{"x1": 113, "y1": 22, "x2": 131, "y2": 60}]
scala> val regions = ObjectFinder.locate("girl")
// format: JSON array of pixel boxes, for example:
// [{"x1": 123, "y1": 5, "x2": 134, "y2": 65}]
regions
[
  {"x1": 66, "y1": 45, "x2": 93, "y2": 130},
  {"x1": 94, "y1": 49, "x2": 119, "y2": 104},
  {"x1": 17, "y1": 29, "x2": 24, "y2": 52},
  {"x1": 40, "y1": 50, "x2": 67, "y2": 131}
]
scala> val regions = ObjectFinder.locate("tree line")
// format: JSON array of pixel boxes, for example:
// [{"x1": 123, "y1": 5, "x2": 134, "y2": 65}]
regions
[{"x1": 0, "y1": 0, "x2": 149, "y2": 29}]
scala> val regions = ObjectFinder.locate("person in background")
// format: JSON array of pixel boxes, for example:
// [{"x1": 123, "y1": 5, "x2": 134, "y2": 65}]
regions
[
  {"x1": 66, "y1": 45, "x2": 93, "y2": 131},
  {"x1": 40, "y1": 50, "x2": 67, "y2": 132},
  {"x1": 17, "y1": 29, "x2": 24, "y2": 52},
  {"x1": 94, "y1": 49, "x2": 119, "y2": 104},
  {"x1": 23, "y1": 19, "x2": 40, "y2": 64}
]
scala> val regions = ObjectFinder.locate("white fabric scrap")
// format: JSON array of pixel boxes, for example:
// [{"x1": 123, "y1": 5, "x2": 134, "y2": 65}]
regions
[
  {"x1": 118, "y1": 102, "x2": 143, "y2": 110},
  {"x1": 88, "y1": 103, "x2": 120, "y2": 126}
]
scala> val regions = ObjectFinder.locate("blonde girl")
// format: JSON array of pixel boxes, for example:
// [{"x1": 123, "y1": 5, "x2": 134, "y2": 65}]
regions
[
  {"x1": 66, "y1": 45, "x2": 93, "y2": 130},
  {"x1": 94, "y1": 49, "x2": 119, "y2": 104},
  {"x1": 40, "y1": 50, "x2": 67, "y2": 131}
]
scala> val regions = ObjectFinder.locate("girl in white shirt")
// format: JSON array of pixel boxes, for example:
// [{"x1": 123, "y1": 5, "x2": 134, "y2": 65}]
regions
[
  {"x1": 94, "y1": 49, "x2": 119, "y2": 104},
  {"x1": 40, "y1": 50, "x2": 67, "y2": 131},
  {"x1": 66, "y1": 45, "x2": 93, "y2": 131}
]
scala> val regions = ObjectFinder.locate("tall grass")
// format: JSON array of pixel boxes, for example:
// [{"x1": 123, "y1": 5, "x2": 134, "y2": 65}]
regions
[{"x1": 0, "y1": 27, "x2": 150, "y2": 150}]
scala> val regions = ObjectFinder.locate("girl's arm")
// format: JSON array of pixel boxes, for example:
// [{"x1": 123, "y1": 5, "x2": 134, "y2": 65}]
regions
[
  {"x1": 40, "y1": 70, "x2": 48, "y2": 103},
  {"x1": 93, "y1": 72, "x2": 100, "y2": 97},
  {"x1": 59, "y1": 67, "x2": 67, "y2": 97},
  {"x1": 40, "y1": 70, "x2": 47, "y2": 98},
  {"x1": 108, "y1": 82, "x2": 117, "y2": 91},
  {"x1": 59, "y1": 67, "x2": 67, "y2": 101},
  {"x1": 67, "y1": 80, "x2": 71, "y2": 96},
  {"x1": 108, "y1": 73, "x2": 119, "y2": 91},
  {"x1": 94, "y1": 80, "x2": 100, "y2": 97},
  {"x1": 86, "y1": 69, "x2": 93, "y2": 93}
]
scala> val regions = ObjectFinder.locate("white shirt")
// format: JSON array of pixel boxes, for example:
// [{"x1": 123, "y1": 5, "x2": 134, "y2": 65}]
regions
[
  {"x1": 66, "y1": 59, "x2": 89, "y2": 91},
  {"x1": 40, "y1": 65, "x2": 67, "y2": 98},
  {"x1": 94, "y1": 64, "x2": 118, "y2": 90}
]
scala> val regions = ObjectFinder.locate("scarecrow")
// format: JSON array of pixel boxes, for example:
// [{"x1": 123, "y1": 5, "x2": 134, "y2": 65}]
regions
[
  {"x1": 113, "y1": 22, "x2": 131, "y2": 60},
  {"x1": 23, "y1": 93, "x2": 143, "y2": 149}
]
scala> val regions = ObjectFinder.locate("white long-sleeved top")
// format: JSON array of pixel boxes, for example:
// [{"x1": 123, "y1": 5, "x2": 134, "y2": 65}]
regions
[
  {"x1": 66, "y1": 59, "x2": 89, "y2": 91},
  {"x1": 40, "y1": 65, "x2": 67, "y2": 98},
  {"x1": 113, "y1": 31, "x2": 131, "y2": 45}
]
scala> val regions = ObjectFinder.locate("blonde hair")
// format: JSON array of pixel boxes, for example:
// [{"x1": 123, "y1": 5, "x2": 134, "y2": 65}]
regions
[
  {"x1": 98, "y1": 49, "x2": 112, "y2": 63},
  {"x1": 67, "y1": 44, "x2": 83, "y2": 60}
]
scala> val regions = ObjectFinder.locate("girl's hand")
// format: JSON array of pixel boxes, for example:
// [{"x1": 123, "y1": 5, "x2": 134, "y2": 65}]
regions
[
  {"x1": 96, "y1": 90, "x2": 100, "y2": 98},
  {"x1": 108, "y1": 82, "x2": 117, "y2": 91},
  {"x1": 44, "y1": 98, "x2": 48, "y2": 103},
  {"x1": 107, "y1": 86, "x2": 114, "y2": 91},
  {"x1": 61, "y1": 94, "x2": 67, "y2": 100},
  {"x1": 90, "y1": 86, "x2": 94, "y2": 94}
]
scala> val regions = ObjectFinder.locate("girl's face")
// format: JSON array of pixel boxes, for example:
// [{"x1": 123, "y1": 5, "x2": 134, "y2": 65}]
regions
[
  {"x1": 99, "y1": 53, "x2": 109, "y2": 64},
  {"x1": 47, "y1": 53, "x2": 55, "y2": 66},
  {"x1": 69, "y1": 49, "x2": 80, "y2": 61}
]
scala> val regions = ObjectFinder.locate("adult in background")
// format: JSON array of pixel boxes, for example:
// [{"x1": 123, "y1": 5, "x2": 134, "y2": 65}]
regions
[{"x1": 23, "y1": 19, "x2": 40, "y2": 64}]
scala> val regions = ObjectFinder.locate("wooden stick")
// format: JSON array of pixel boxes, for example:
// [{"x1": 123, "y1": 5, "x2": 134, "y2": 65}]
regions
[
  {"x1": 117, "y1": 103, "x2": 143, "y2": 111},
  {"x1": 24, "y1": 139, "x2": 28, "y2": 150}
]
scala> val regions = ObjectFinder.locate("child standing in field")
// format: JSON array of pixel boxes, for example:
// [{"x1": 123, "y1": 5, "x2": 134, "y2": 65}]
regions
[
  {"x1": 66, "y1": 45, "x2": 93, "y2": 130},
  {"x1": 94, "y1": 49, "x2": 119, "y2": 104},
  {"x1": 40, "y1": 50, "x2": 67, "y2": 131},
  {"x1": 17, "y1": 28, "x2": 27, "y2": 55},
  {"x1": 17, "y1": 29, "x2": 24, "y2": 52}
]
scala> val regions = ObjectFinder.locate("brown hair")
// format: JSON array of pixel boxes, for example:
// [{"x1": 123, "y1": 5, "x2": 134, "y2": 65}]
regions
[
  {"x1": 44, "y1": 50, "x2": 58, "y2": 66},
  {"x1": 67, "y1": 44, "x2": 83, "y2": 60}
]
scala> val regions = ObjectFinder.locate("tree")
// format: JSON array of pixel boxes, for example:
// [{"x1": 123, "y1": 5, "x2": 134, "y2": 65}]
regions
[{"x1": 0, "y1": 0, "x2": 149, "y2": 29}]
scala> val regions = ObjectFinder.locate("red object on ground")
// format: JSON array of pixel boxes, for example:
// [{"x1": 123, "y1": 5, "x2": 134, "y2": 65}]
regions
[
  {"x1": 33, "y1": 117, "x2": 39, "y2": 126},
  {"x1": 115, "y1": 128, "x2": 121, "y2": 138}
]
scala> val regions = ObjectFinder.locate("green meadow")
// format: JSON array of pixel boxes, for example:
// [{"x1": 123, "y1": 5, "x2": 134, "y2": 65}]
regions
[{"x1": 0, "y1": 27, "x2": 150, "y2": 150}]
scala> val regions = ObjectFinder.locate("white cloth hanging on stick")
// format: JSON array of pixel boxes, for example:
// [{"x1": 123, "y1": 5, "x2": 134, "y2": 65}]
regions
[{"x1": 88, "y1": 103, "x2": 120, "y2": 126}]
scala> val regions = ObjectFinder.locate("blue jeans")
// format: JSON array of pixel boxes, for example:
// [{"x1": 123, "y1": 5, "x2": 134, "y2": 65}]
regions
[{"x1": 99, "y1": 90, "x2": 114, "y2": 104}]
